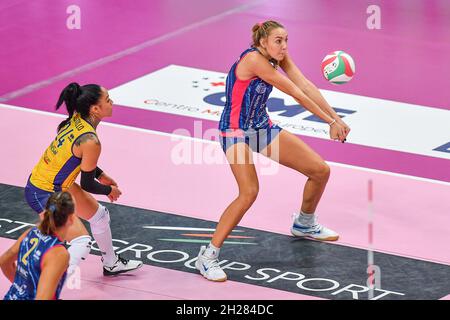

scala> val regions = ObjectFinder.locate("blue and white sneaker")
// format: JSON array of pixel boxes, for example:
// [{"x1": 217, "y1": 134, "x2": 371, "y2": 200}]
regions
[
  {"x1": 291, "y1": 213, "x2": 339, "y2": 241},
  {"x1": 195, "y1": 246, "x2": 227, "y2": 282}
]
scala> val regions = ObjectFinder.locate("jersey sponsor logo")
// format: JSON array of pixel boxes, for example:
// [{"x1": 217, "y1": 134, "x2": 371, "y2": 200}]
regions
[
  {"x1": 16, "y1": 265, "x2": 29, "y2": 278},
  {"x1": 255, "y1": 82, "x2": 267, "y2": 94},
  {"x1": 434, "y1": 141, "x2": 450, "y2": 154},
  {"x1": 32, "y1": 249, "x2": 42, "y2": 261},
  {"x1": 11, "y1": 282, "x2": 27, "y2": 296},
  {"x1": 109, "y1": 65, "x2": 450, "y2": 160}
]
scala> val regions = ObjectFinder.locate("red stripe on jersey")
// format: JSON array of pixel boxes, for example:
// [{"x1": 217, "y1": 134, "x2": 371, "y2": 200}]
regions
[
  {"x1": 230, "y1": 79, "x2": 251, "y2": 128},
  {"x1": 220, "y1": 129, "x2": 245, "y2": 137},
  {"x1": 229, "y1": 51, "x2": 257, "y2": 129}
]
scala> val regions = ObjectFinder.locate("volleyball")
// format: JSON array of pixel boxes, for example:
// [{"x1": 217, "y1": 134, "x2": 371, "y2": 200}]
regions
[{"x1": 321, "y1": 51, "x2": 355, "y2": 84}]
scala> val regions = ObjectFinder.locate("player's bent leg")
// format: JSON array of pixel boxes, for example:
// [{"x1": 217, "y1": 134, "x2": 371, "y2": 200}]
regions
[
  {"x1": 63, "y1": 215, "x2": 92, "y2": 273},
  {"x1": 68, "y1": 182, "x2": 99, "y2": 220},
  {"x1": 196, "y1": 143, "x2": 257, "y2": 282},
  {"x1": 68, "y1": 183, "x2": 143, "y2": 275},
  {"x1": 262, "y1": 130, "x2": 339, "y2": 241}
]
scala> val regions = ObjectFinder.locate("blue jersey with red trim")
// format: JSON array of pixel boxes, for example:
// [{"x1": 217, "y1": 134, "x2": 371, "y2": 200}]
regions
[
  {"x1": 4, "y1": 227, "x2": 67, "y2": 300},
  {"x1": 219, "y1": 48, "x2": 274, "y2": 131}
]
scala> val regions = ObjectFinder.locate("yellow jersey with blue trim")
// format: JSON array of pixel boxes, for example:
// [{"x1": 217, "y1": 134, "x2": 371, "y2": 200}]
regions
[{"x1": 30, "y1": 113, "x2": 97, "y2": 192}]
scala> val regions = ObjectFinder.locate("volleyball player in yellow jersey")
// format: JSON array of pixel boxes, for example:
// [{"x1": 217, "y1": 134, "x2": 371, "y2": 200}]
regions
[{"x1": 25, "y1": 82, "x2": 142, "y2": 276}]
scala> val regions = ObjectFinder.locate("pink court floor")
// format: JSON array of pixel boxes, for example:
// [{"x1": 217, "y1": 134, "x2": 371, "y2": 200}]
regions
[{"x1": 0, "y1": 0, "x2": 449, "y2": 300}]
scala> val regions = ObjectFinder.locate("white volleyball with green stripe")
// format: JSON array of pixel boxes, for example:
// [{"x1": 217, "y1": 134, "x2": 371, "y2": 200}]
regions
[{"x1": 321, "y1": 50, "x2": 355, "y2": 84}]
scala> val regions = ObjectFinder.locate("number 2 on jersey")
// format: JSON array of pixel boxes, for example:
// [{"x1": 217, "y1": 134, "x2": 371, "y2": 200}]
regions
[{"x1": 21, "y1": 238, "x2": 39, "y2": 266}]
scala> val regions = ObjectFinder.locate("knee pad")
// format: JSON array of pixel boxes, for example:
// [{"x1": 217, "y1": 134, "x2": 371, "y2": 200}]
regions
[
  {"x1": 67, "y1": 235, "x2": 92, "y2": 269},
  {"x1": 88, "y1": 204, "x2": 111, "y2": 235}
]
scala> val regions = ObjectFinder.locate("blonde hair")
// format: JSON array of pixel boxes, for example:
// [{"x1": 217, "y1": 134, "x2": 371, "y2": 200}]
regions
[
  {"x1": 38, "y1": 192, "x2": 74, "y2": 235},
  {"x1": 251, "y1": 20, "x2": 285, "y2": 47}
]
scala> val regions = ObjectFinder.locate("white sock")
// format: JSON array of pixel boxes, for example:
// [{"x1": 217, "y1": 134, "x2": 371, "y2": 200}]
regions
[
  {"x1": 67, "y1": 235, "x2": 92, "y2": 273},
  {"x1": 296, "y1": 211, "x2": 316, "y2": 227},
  {"x1": 204, "y1": 243, "x2": 220, "y2": 259},
  {"x1": 93, "y1": 228, "x2": 116, "y2": 267},
  {"x1": 88, "y1": 205, "x2": 117, "y2": 267}
]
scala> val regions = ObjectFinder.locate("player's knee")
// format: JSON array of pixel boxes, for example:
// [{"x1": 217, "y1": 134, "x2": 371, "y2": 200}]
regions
[
  {"x1": 67, "y1": 235, "x2": 92, "y2": 268},
  {"x1": 87, "y1": 204, "x2": 110, "y2": 235},
  {"x1": 239, "y1": 185, "x2": 259, "y2": 206},
  {"x1": 311, "y1": 162, "x2": 330, "y2": 182}
]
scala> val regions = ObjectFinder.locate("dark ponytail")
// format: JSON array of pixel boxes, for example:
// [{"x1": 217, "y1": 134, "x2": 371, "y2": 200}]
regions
[
  {"x1": 55, "y1": 82, "x2": 102, "y2": 132},
  {"x1": 38, "y1": 192, "x2": 74, "y2": 236},
  {"x1": 56, "y1": 82, "x2": 81, "y2": 132}
]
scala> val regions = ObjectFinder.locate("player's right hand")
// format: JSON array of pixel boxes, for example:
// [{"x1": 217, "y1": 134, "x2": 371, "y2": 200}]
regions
[
  {"x1": 108, "y1": 185, "x2": 122, "y2": 202},
  {"x1": 329, "y1": 122, "x2": 346, "y2": 143}
]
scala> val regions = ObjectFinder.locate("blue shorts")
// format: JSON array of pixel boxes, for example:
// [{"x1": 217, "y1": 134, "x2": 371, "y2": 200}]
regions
[
  {"x1": 219, "y1": 124, "x2": 283, "y2": 153},
  {"x1": 24, "y1": 178, "x2": 52, "y2": 214}
]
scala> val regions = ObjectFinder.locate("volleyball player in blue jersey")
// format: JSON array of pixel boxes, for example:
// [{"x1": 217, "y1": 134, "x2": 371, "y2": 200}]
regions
[
  {"x1": 196, "y1": 21, "x2": 351, "y2": 281},
  {"x1": 1, "y1": 192, "x2": 73, "y2": 300}
]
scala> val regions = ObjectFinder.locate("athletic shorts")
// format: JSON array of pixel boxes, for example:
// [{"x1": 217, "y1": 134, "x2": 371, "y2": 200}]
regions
[
  {"x1": 24, "y1": 177, "x2": 52, "y2": 214},
  {"x1": 219, "y1": 124, "x2": 283, "y2": 153}
]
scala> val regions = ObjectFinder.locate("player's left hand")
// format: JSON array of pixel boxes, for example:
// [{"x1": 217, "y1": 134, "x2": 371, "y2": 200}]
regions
[
  {"x1": 335, "y1": 118, "x2": 351, "y2": 141},
  {"x1": 98, "y1": 173, "x2": 118, "y2": 187}
]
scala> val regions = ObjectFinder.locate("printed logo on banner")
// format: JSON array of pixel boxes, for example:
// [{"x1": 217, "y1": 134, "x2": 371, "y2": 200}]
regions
[
  {"x1": 433, "y1": 142, "x2": 450, "y2": 154},
  {"x1": 109, "y1": 65, "x2": 450, "y2": 160}
]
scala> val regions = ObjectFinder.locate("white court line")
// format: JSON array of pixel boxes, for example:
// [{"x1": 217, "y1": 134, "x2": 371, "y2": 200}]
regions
[
  {"x1": 1, "y1": 103, "x2": 449, "y2": 187},
  {"x1": 0, "y1": 0, "x2": 264, "y2": 102},
  {"x1": 143, "y1": 226, "x2": 244, "y2": 232},
  {"x1": 308, "y1": 235, "x2": 450, "y2": 267}
]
